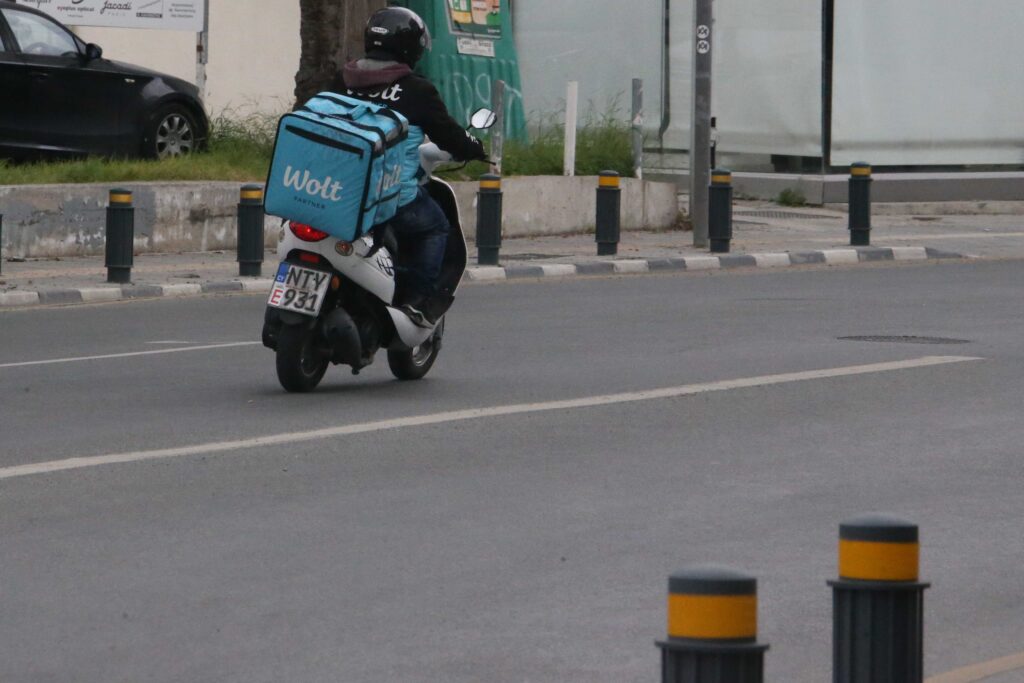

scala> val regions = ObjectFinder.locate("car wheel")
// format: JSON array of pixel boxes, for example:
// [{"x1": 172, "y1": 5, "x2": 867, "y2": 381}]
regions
[{"x1": 144, "y1": 105, "x2": 199, "y2": 159}]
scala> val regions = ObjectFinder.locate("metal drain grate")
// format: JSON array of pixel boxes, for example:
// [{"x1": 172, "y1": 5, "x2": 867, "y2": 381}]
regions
[
  {"x1": 838, "y1": 335, "x2": 971, "y2": 345},
  {"x1": 735, "y1": 211, "x2": 841, "y2": 220}
]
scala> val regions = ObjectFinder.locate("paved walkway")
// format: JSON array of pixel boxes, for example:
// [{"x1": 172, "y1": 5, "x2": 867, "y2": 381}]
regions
[{"x1": 2, "y1": 200, "x2": 1022, "y2": 308}]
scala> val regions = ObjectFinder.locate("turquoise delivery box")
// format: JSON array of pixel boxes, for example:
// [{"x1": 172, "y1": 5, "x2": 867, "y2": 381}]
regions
[{"x1": 265, "y1": 93, "x2": 409, "y2": 241}]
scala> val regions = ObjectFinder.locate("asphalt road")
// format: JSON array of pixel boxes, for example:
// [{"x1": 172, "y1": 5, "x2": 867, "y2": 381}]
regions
[{"x1": 1, "y1": 261, "x2": 1022, "y2": 683}]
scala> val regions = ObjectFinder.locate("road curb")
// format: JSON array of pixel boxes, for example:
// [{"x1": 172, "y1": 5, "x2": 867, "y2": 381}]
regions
[
  {"x1": 0, "y1": 279, "x2": 274, "y2": 310},
  {"x1": 464, "y1": 246, "x2": 960, "y2": 282},
  {"x1": 0, "y1": 247, "x2": 966, "y2": 310}
]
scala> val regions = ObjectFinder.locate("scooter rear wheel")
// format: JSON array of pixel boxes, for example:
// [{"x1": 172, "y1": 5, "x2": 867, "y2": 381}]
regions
[
  {"x1": 276, "y1": 325, "x2": 329, "y2": 392},
  {"x1": 387, "y1": 317, "x2": 444, "y2": 381}
]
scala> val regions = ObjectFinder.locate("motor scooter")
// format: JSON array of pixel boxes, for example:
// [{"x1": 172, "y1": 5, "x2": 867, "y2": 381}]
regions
[{"x1": 261, "y1": 109, "x2": 496, "y2": 392}]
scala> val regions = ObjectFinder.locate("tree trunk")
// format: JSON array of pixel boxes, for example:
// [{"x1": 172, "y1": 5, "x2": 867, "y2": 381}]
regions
[{"x1": 294, "y1": 0, "x2": 387, "y2": 107}]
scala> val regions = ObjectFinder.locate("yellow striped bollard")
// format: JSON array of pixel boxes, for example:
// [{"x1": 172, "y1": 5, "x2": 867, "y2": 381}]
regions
[
  {"x1": 595, "y1": 171, "x2": 621, "y2": 256},
  {"x1": 237, "y1": 184, "x2": 265, "y2": 277},
  {"x1": 849, "y1": 163, "x2": 872, "y2": 246},
  {"x1": 830, "y1": 514, "x2": 928, "y2": 683},
  {"x1": 476, "y1": 174, "x2": 502, "y2": 266},
  {"x1": 657, "y1": 565, "x2": 768, "y2": 683},
  {"x1": 708, "y1": 169, "x2": 733, "y2": 253},
  {"x1": 105, "y1": 189, "x2": 134, "y2": 284}
]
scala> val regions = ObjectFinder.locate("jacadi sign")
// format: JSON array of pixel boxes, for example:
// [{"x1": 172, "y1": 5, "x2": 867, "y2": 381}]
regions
[{"x1": 16, "y1": 0, "x2": 205, "y2": 31}]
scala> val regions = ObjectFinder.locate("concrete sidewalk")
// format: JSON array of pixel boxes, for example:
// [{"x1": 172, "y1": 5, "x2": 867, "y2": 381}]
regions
[{"x1": 2, "y1": 200, "x2": 1022, "y2": 308}]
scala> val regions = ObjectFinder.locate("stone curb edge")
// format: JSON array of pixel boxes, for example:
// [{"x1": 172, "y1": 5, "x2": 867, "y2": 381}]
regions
[
  {"x1": 0, "y1": 247, "x2": 966, "y2": 309},
  {"x1": 0, "y1": 278, "x2": 272, "y2": 309},
  {"x1": 463, "y1": 246, "x2": 963, "y2": 281}
]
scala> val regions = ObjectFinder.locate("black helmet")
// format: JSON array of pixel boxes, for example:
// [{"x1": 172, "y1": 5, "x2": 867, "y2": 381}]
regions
[{"x1": 364, "y1": 7, "x2": 432, "y2": 67}]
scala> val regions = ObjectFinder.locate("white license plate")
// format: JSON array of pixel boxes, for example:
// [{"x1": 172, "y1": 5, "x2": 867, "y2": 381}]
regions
[{"x1": 267, "y1": 262, "x2": 331, "y2": 316}]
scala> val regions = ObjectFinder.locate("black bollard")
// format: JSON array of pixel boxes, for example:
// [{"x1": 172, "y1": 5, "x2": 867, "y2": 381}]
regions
[
  {"x1": 476, "y1": 174, "x2": 502, "y2": 266},
  {"x1": 595, "y1": 171, "x2": 621, "y2": 256},
  {"x1": 830, "y1": 514, "x2": 928, "y2": 683},
  {"x1": 237, "y1": 184, "x2": 265, "y2": 277},
  {"x1": 657, "y1": 566, "x2": 769, "y2": 683},
  {"x1": 849, "y1": 163, "x2": 872, "y2": 246},
  {"x1": 708, "y1": 169, "x2": 733, "y2": 254},
  {"x1": 105, "y1": 189, "x2": 134, "y2": 284}
]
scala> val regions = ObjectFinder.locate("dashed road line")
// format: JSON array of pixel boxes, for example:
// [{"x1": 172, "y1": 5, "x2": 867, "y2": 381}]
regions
[
  {"x1": 927, "y1": 651, "x2": 1024, "y2": 683},
  {"x1": 0, "y1": 341, "x2": 261, "y2": 369},
  {"x1": 0, "y1": 355, "x2": 981, "y2": 481}
]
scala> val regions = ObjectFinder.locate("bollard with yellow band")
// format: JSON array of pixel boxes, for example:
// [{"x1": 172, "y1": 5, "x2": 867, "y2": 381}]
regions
[
  {"x1": 656, "y1": 565, "x2": 768, "y2": 683},
  {"x1": 848, "y1": 162, "x2": 872, "y2": 246},
  {"x1": 830, "y1": 514, "x2": 929, "y2": 683},
  {"x1": 708, "y1": 170, "x2": 733, "y2": 254},
  {"x1": 595, "y1": 171, "x2": 621, "y2": 256},
  {"x1": 105, "y1": 189, "x2": 135, "y2": 284},
  {"x1": 476, "y1": 174, "x2": 503, "y2": 266},
  {"x1": 237, "y1": 184, "x2": 265, "y2": 277}
]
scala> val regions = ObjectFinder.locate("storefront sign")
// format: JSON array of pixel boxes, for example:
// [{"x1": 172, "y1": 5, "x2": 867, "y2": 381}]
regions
[
  {"x1": 447, "y1": 0, "x2": 501, "y2": 39},
  {"x1": 456, "y1": 36, "x2": 496, "y2": 58},
  {"x1": 16, "y1": 0, "x2": 205, "y2": 32}
]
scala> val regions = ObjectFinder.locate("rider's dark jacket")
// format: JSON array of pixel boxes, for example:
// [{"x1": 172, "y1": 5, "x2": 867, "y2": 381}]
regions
[{"x1": 338, "y1": 59, "x2": 486, "y2": 206}]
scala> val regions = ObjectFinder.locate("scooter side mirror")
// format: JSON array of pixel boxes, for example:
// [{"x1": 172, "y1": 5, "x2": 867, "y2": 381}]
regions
[{"x1": 469, "y1": 108, "x2": 497, "y2": 130}]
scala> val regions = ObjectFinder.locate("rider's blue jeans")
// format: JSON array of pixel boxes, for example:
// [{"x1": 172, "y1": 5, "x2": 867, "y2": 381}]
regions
[{"x1": 389, "y1": 185, "x2": 450, "y2": 301}]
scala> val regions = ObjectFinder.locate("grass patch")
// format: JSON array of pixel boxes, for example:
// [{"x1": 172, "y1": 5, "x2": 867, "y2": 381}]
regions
[
  {"x1": 0, "y1": 106, "x2": 635, "y2": 185},
  {"x1": 777, "y1": 188, "x2": 807, "y2": 207},
  {"x1": 0, "y1": 108, "x2": 278, "y2": 186},
  {"x1": 440, "y1": 109, "x2": 634, "y2": 181}
]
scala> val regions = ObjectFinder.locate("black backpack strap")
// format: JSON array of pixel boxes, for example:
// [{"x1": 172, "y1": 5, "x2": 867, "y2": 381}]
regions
[{"x1": 378, "y1": 108, "x2": 410, "y2": 139}]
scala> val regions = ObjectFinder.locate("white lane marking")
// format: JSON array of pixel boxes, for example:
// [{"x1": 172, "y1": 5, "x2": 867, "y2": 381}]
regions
[
  {"x1": 0, "y1": 355, "x2": 981, "y2": 481},
  {"x1": 0, "y1": 341, "x2": 261, "y2": 369},
  {"x1": 927, "y1": 651, "x2": 1024, "y2": 683}
]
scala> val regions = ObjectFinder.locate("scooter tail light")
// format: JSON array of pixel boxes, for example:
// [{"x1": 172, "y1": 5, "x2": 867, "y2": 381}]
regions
[{"x1": 289, "y1": 221, "x2": 330, "y2": 242}]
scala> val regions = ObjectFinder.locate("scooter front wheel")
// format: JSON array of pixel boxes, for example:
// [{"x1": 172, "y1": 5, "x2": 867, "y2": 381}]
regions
[
  {"x1": 387, "y1": 317, "x2": 444, "y2": 381},
  {"x1": 276, "y1": 325, "x2": 329, "y2": 392}
]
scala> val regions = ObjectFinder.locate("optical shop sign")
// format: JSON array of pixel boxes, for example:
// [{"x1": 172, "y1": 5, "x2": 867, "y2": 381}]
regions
[{"x1": 16, "y1": 0, "x2": 204, "y2": 31}]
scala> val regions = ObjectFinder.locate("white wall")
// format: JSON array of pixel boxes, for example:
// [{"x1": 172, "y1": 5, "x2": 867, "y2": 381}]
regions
[
  {"x1": 512, "y1": 0, "x2": 662, "y2": 124},
  {"x1": 76, "y1": 1, "x2": 299, "y2": 117},
  {"x1": 64, "y1": 1, "x2": 1024, "y2": 167},
  {"x1": 663, "y1": 0, "x2": 822, "y2": 157},
  {"x1": 832, "y1": 0, "x2": 1024, "y2": 166}
]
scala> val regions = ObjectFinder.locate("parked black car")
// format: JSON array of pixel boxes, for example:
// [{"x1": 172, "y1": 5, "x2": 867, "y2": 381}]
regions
[{"x1": 0, "y1": 0, "x2": 208, "y2": 160}]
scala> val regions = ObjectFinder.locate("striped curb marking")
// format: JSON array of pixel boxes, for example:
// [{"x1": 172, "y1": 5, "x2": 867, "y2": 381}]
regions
[
  {"x1": 822, "y1": 249, "x2": 860, "y2": 265},
  {"x1": 0, "y1": 248, "x2": 967, "y2": 309}
]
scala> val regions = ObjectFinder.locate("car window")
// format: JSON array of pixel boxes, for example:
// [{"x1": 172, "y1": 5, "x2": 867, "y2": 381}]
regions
[{"x1": 1, "y1": 8, "x2": 79, "y2": 57}]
